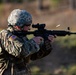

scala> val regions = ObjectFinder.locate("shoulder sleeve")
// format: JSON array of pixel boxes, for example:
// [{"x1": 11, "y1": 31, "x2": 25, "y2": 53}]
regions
[{"x1": 0, "y1": 30, "x2": 23, "y2": 57}]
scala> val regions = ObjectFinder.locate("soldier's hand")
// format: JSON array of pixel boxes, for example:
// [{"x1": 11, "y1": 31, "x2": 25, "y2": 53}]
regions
[
  {"x1": 33, "y1": 36, "x2": 44, "y2": 45},
  {"x1": 48, "y1": 35, "x2": 55, "y2": 43}
]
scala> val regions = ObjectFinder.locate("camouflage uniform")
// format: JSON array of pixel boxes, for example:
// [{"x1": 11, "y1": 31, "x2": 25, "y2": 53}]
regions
[
  {"x1": 0, "y1": 9, "x2": 52, "y2": 75},
  {"x1": 0, "y1": 29, "x2": 40, "y2": 75}
]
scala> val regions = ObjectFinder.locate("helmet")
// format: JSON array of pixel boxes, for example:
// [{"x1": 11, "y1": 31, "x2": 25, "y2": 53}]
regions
[{"x1": 8, "y1": 9, "x2": 32, "y2": 27}]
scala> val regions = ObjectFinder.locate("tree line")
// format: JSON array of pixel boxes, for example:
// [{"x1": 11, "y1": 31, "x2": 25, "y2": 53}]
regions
[
  {"x1": 0, "y1": 0, "x2": 35, "y2": 3},
  {"x1": 0, "y1": 0, "x2": 76, "y2": 10}
]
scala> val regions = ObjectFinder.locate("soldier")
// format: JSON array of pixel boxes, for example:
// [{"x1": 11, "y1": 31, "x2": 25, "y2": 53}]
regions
[{"x1": 0, "y1": 9, "x2": 54, "y2": 75}]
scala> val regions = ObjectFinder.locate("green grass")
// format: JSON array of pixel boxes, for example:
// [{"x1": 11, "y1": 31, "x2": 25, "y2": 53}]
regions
[
  {"x1": 27, "y1": 34, "x2": 34, "y2": 39},
  {"x1": 61, "y1": 64, "x2": 76, "y2": 75},
  {"x1": 55, "y1": 35, "x2": 76, "y2": 49}
]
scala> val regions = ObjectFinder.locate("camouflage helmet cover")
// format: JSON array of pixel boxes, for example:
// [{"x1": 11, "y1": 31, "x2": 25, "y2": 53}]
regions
[{"x1": 8, "y1": 9, "x2": 32, "y2": 27}]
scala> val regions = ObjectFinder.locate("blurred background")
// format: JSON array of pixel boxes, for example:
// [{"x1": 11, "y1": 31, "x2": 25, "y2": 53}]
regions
[{"x1": 1, "y1": 0, "x2": 76, "y2": 75}]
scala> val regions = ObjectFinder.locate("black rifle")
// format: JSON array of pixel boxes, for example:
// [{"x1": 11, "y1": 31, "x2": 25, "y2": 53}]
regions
[{"x1": 13, "y1": 23, "x2": 76, "y2": 39}]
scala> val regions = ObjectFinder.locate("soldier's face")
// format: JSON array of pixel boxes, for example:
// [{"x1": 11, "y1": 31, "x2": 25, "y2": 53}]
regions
[
  {"x1": 14, "y1": 25, "x2": 31, "y2": 31},
  {"x1": 23, "y1": 25, "x2": 31, "y2": 31}
]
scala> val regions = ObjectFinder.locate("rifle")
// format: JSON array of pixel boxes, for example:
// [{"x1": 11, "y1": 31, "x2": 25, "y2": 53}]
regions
[{"x1": 12, "y1": 23, "x2": 76, "y2": 39}]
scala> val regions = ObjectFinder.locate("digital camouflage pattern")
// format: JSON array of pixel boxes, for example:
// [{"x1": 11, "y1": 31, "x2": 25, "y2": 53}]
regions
[
  {"x1": 0, "y1": 28, "x2": 40, "y2": 75},
  {"x1": 8, "y1": 9, "x2": 32, "y2": 27}
]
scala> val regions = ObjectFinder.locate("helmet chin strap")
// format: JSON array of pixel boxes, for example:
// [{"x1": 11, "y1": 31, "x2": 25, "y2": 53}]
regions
[
  {"x1": 7, "y1": 25, "x2": 14, "y2": 32},
  {"x1": 13, "y1": 25, "x2": 26, "y2": 31},
  {"x1": 8, "y1": 24, "x2": 25, "y2": 32}
]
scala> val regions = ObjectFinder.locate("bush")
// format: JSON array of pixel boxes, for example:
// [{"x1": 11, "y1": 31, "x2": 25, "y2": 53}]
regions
[
  {"x1": 61, "y1": 64, "x2": 76, "y2": 75},
  {"x1": 50, "y1": 0, "x2": 62, "y2": 6},
  {"x1": 55, "y1": 35, "x2": 76, "y2": 49}
]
